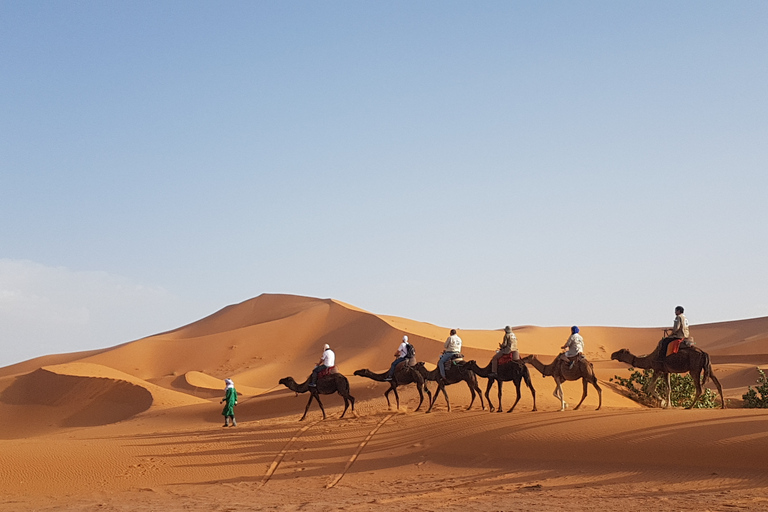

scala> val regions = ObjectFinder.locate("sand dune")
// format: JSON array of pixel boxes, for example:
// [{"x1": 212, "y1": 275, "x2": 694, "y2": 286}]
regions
[{"x1": 2, "y1": 293, "x2": 768, "y2": 510}]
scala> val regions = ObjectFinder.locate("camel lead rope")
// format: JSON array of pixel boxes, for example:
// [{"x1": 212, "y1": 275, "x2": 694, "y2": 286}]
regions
[{"x1": 326, "y1": 413, "x2": 395, "y2": 489}]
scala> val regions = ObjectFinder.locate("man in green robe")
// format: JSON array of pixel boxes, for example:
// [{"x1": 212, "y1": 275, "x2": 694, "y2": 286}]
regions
[{"x1": 221, "y1": 378, "x2": 237, "y2": 427}]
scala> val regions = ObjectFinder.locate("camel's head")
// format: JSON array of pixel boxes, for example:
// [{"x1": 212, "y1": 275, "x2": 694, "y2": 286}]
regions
[
  {"x1": 610, "y1": 349, "x2": 630, "y2": 361},
  {"x1": 521, "y1": 354, "x2": 535, "y2": 363},
  {"x1": 353, "y1": 369, "x2": 366, "y2": 377},
  {"x1": 278, "y1": 377, "x2": 293, "y2": 387}
]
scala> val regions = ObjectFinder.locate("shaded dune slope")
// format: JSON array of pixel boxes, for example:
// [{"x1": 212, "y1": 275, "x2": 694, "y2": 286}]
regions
[{"x1": 1, "y1": 294, "x2": 768, "y2": 436}]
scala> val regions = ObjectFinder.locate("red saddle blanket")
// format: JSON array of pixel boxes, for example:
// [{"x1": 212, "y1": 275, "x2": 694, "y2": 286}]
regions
[
  {"x1": 318, "y1": 366, "x2": 338, "y2": 379},
  {"x1": 666, "y1": 339, "x2": 683, "y2": 357},
  {"x1": 498, "y1": 353, "x2": 518, "y2": 365}
]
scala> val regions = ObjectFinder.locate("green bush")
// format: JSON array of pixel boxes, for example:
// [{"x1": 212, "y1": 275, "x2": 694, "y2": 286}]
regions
[
  {"x1": 610, "y1": 368, "x2": 718, "y2": 408},
  {"x1": 742, "y1": 368, "x2": 768, "y2": 408}
]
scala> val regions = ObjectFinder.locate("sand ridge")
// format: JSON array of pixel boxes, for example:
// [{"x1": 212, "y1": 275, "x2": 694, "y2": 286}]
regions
[{"x1": 1, "y1": 293, "x2": 768, "y2": 510}]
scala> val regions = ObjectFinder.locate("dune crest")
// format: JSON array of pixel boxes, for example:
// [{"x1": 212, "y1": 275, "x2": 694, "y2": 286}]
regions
[{"x1": 2, "y1": 294, "x2": 768, "y2": 509}]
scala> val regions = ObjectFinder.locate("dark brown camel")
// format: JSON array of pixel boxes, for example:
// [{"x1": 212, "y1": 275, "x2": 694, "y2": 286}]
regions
[
  {"x1": 610, "y1": 346, "x2": 725, "y2": 409},
  {"x1": 354, "y1": 363, "x2": 432, "y2": 411},
  {"x1": 464, "y1": 359, "x2": 537, "y2": 413},
  {"x1": 413, "y1": 361, "x2": 485, "y2": 413},
  {"x1": 278, "y1": 374, "x2": 356, "y2": 421},
  {"x1": 522, "y1": 355, "x2": 602, "y2": 411}
]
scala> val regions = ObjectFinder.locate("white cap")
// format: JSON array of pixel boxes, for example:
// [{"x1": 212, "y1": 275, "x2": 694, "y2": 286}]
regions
[
  {"x1": 402, "y1": 335, "x2": 408, "y2": 343},
  {"x1": 323, "y1": 344, "x2": 330, "y2": 350}
]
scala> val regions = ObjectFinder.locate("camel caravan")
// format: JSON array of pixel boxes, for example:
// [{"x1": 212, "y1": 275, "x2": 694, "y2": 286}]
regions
[{"x1": 278, "y1": 307, "x2": 725, "y2": 420}]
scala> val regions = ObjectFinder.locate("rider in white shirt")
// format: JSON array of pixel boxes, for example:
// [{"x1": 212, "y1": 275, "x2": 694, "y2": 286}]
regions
[
  {"x1": 309, "y1": 344, "x2": 336, "y2": 387},
  {"x1": 385, "y1": 336, "x2": 410, "y2": 381}
]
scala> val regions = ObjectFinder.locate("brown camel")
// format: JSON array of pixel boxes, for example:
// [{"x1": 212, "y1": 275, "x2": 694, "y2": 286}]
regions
[
  {"x1": 278, "y1": 374, "x2": 356, "y2": 421},
  {"x1": 522, "y1": 355, "x2": 602, "y2": 411},
  {"x1": 464, "y1": 359, "x2": 537, "y2": 413},
  {"x1": 610, "y1": 346, "x2": 725, "y2": 409},
  {"x1": 354, "y1": 363, "x2": 432, "y2": 411},
  {"x1": 414, "y1": 361, "x2": 485, "y2": 413}
]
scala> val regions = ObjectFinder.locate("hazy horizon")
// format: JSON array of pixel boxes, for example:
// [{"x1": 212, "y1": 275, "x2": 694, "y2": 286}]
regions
[{"x1": 2, "y1": 2, "x2": 767, "y2": 367}]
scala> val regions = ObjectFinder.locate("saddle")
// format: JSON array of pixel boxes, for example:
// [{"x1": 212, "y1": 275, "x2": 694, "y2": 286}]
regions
[
  {"x1": 443, "y1": 353, "x2": 465, "y2": 372},
  {"x1": 394, "y1": 359, "x2": 416, "y2": 372},
  {"x1": 498, "y1": 353, "x2": 519, "y2": 365},
  {"x1": 317, "y1": 366, "x2": 338, "y2": 379},
  {"x1": 666, "y1": 338, "x2": 695, "y2": 357}
]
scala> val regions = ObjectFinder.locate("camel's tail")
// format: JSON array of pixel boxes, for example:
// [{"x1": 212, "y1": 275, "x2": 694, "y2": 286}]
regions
[{"x1": 701, "y1": 351, "x2": 712, "y2": 386}]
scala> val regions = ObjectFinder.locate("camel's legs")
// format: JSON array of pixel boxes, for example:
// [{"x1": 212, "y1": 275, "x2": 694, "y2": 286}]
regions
[
  {"x1": 645, "y1": 371, "x2": 664, "y2": 406},
  {"x1": 555, "y1": 381, "x2": 567, "y2": 411},
  {"x1": 710, "y1": 374, "x2": 725, "y2": 409},
  {"x1": 427, "y1": 383, "x2": 450, "y2": 413},
  {"x1": 384, "y1": 387, "x2": 393, "y2": 409},
  {"x1": 497, "y1": 380, "x2": 506, "y2": 413},
  {"x1": 392, "y1": 387, "x2": 401, "y2": 410},
  {"x1": 483, "y1": 379, "x2": 496, "y2": 412},
  {"x1": 552, "y1": 383, "x2": 568, "y2": 409},
  {"x1": 473, "y1": 377, "x2": 486, "y2": 411},
  {"x1": 466, "y1": 380, "x2": 477, "y2": 410},
  {"x1": 524, "y1": 372, "x2": 537, "y2": 412},
  {"x1": 507, "y1": 379, "x2": 522, "y2": 413},
  {"x1": 593, "y1": 379, "x2": 602, "y2": 410},
  {"x1": 664, "y1": 373, "x2": 672, "y2": 409},
  {"x1": 423, "y1": 383, "x2": 432, "y2": 409},
  {"x1": 574, "y1": 378, "x2": 589, "y2": 410},
  {"x1": 301, "y1": 393, "x2": 325, "y2": 421},
  {"x1": 340, "y1": 397, "x2": 350, "y2": 419},
  {"x1": 413, "y1": 384, "x2": 424, "y2": 412}
]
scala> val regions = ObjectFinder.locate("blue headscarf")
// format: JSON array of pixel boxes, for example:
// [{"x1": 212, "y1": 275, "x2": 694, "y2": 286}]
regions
[{"x1": 571, "y1": 326, "x2": 579, "y2": 334}]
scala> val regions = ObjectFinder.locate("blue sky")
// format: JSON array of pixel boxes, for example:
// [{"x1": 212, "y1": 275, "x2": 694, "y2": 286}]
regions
[{"x1": 1, "y1": 2, "x2": 767, "y2": 367}]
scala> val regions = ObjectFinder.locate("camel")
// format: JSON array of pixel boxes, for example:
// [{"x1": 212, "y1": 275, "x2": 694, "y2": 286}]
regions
[
  {"x1": 353, "y1": 363, "x2": 432, "y2": 411},
  {"x1": 464, "y1": 359, "x2": 537, "y2": 413},
  {"x1": 522, "y1": 355, "x2": 602, "y2": 411},
  {"x1": 413, "y1": 361, "x2": 485, "y2": 413},
  {"x1": 610, "y1": 346, "x2": 725, "y2": 409},
  {"x1": 278, "y1": 374, "x2": 356, "y2": 421}
]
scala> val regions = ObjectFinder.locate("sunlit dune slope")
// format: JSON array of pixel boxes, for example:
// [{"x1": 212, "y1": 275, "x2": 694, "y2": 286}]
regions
[{"x1": 1, "y1": 293, "x2": 768, "y2": 436}]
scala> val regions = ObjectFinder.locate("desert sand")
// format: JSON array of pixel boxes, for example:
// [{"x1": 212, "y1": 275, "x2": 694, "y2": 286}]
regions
[{"x1": 1, "y1": 294, "x2": 767, "y2": 511}]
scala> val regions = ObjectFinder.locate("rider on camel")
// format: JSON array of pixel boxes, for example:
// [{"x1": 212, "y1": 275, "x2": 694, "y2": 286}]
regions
[
  {"x1": 656, "y1": 306, "x2": 689, "y2": 362},
  {"x1": 309, "y1": 343, "x2": 335, "y2": 387},
  {"x1": 489, "y1": 326, "x2": 519, "y2": 377},
  {"x1": 438, "y1": 329, "x2": 462, "y2": 381},
  {"x1": 385, "y1": 335, "x2": 410, "y2": 381},
  {"x1": 559, "y1": 326, "x2": 584, "y2": 369}
]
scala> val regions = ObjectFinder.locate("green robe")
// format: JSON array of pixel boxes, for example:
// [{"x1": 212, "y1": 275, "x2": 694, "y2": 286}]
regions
[{"x1": 221, "y1": 386, "x2": 237, "y2": 417}]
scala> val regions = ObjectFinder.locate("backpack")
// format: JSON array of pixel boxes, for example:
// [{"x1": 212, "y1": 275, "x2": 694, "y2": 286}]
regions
[{"x1": 405, "y1": 342, "x2": 416, "y2": 359}]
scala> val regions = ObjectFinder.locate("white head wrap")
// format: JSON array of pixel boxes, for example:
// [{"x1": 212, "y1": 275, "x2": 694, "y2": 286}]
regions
[
  {"x1": 323, "y1": 344, "x2": 330, "y2": 350},
  {"x1": 402, "y1": 335, "x2": 408, "y2": 343}
]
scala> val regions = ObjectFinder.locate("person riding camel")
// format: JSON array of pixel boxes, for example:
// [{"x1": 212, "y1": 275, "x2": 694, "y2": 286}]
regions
[
  {"x1": 437, "y1": 329, "x2": 462, "y2": 381},
  {"x1": 309, "y1": 343, "x2": 335, "y2": 387},
  {"x1": 385, "y1": 335, "x2": 411, "y2": 381},
  {"x1": 656, "y1": 306, "x2": 689, "y2": 362},
  {"x1": 559, "y1": 326, "x2": 584, "y2": 369},
  {"x1": 489, "y1": 326, "x2": 520, "y2": 377}
]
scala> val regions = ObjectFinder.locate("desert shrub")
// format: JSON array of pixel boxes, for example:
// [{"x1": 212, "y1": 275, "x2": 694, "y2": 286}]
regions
[
  {"x1": 611, "y1": 368, "x2": 718, "y2": 408},
  {"x1": 742, "y1": 368, "x2": 768, "y2": 408}
]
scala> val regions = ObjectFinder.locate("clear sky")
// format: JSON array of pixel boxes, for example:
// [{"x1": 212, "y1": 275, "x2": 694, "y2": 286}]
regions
[{"x1": 2, "y1": 1, "x2": 767, "y2": 367}]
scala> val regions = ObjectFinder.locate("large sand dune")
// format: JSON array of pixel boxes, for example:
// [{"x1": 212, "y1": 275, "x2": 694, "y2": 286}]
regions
[{"x1": 1, "y1": 293, "x2": 767, "y2": 511}]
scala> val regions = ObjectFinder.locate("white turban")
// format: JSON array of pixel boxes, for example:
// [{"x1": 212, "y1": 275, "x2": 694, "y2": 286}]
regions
[
  {"x1": 323, "y1": 344, "x2": 330, "y2": 350},
  {"x1": 402, "y1": 335, "x2": 409, "y2": 343}
]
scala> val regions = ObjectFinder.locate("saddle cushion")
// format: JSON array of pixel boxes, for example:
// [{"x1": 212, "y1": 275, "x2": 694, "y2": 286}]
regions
[
  {"x1": 498, "y1": 353, "x2": 517, "y2": 365},
  {"x1": 318, "y1": 366, "x2": 338, "y2": 379},
  {"x1": 666, "y1": 339, "x2": 683, "y2": 357},
  {"x1": 443, "y1": 354, "x2": 465, "y2": 371}
]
